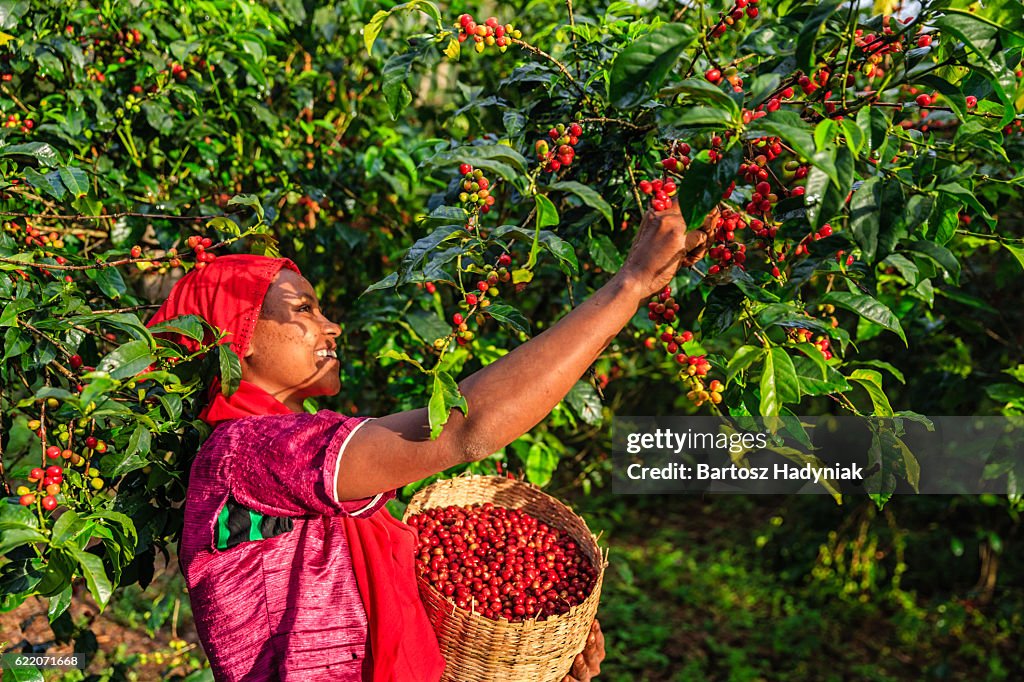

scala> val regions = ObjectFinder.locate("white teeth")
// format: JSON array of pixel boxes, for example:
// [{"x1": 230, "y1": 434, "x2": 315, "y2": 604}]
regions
[{"x1": 315, "y1": 349, "x2": 337, "y2": 359}]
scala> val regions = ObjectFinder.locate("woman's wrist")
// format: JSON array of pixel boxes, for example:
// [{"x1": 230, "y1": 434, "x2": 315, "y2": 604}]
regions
[{"x1": 609, "y1": 268, "x2": 654, "y2": 305}]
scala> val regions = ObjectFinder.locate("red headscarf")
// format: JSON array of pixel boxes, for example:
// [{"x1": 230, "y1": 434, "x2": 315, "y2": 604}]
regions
[{"x1": 147, "y1": 254, "x2": 444, "y2": 682}]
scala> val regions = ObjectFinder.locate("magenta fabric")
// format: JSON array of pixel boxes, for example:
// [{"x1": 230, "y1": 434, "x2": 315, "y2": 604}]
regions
[{"x1": 180, "y1": 410, "x2": 391, "y2": 681}]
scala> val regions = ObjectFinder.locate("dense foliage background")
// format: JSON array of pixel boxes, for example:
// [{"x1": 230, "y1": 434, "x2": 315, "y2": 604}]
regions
[{"x1": 1, "y1": 0, "x2": 1022, "y2": 679}]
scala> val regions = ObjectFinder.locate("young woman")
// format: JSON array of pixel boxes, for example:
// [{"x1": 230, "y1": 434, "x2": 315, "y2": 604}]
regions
[{"x1": 147, "y1": 199, "x2": 709, "y2": 681}]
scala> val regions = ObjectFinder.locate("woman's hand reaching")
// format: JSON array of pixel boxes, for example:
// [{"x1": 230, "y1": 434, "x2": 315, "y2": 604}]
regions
[{"x1": 619, "y1": 198, "x2": 715, "y2": 300}]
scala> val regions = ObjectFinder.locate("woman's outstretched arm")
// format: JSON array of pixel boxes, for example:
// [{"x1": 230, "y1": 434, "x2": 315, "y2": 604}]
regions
[{"x1": 337, "y1": 199, "x2": 709, "y2": 501}]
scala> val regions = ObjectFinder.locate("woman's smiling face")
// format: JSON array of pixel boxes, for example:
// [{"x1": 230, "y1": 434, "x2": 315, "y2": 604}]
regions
[{"x1": 241, "y1": 269, "x2": 342, "y2": 411}]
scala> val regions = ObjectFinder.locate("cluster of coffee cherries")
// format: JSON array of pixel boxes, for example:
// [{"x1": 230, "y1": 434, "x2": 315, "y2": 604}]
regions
[
  {"x1": 535, "y1": 122, "x2": 582, "y2": 173},
  {"x1": 686, "y1": 378, "x2": 723, "y2": 407},
  {"x1": 3, "y1": 112, "x2": 35, "y2": 133},
  {"x1": 185, "y1": 235, "x2": 216, "y2": 266},
  {"x1": 790, "y1": 223, "x2": 834, "y2": 257},
  {"x1": 16, "y1": 223, "x2": 65, "y2": 250},
  {"x1": 455, "y1": 14, "x2": 521, "y2": 54},
  {"x1": 709, "y1": 0, "x2": 761, "y2": 39},
  {"x1": 789, "y1": 327, "x2": 834, "y2": 361},
  {"x1": 169, "y1": 62, "x2": 190, "y2": 82},
  {"x1": 457, "y1": 164, "x2": 496, "y2": 215},
  {"x1": 17, "y1": 464, "x2": 66, "y2": 510},
  {"x1": 707, "y1": 209, "x2": 750, "y2": 275},
  {"x1": 815, "y1": 303, "x2": 840, "y2": 329},
  {"x1": 443, "y1": 253, "x2": 514, "y2": 347},
  {"x1": 646, "y1": 286, "x2": 680, "y2": 323},
  {"x1": 705, "y1": 66, "x2": 744, "y2": 94},
  {"x1": 408, "y1": 502, "x2": 597, "y2": 622},
  {"x1": 637, "y1": 178, "x2": 678, "y2": 212}
]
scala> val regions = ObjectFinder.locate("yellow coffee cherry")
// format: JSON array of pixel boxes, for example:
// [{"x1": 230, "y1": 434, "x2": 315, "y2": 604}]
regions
[
  {"x1": 87, "y1": 467, "x2": 100, "y2": 477},
  {"x1": 16, "y1": 485, "x2": 30, "y2": 496},
  {"x1": 90, "y1": 477, "x2": 104, "y2": 490}
]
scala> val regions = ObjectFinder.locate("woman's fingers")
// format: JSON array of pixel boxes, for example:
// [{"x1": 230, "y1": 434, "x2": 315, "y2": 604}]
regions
[{"x1": 562, "y1": 620, "x2": 605, "y2": 681}]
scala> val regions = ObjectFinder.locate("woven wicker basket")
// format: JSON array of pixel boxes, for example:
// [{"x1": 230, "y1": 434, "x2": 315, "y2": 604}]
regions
[{"x1": 403, "y1": 475, "x2": 607, "y2": 682}]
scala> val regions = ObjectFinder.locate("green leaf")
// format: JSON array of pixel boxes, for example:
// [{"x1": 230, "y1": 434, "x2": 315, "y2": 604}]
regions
[
  {"x1": 658, "y1": 106, "x2": 734, "y2": 128},
  {"x1": 608, "y1": 23, "x2": 697, "y2": 108},
  {"x1": 382, "y1": 51, "x2": 415, "y2": 120},
  {"x1": 794, "y1": 343, "x2": 828, "y2": 379},
  {"x1": 492, "y1": 225, "x2": 578, "y2": 276},
  {"x1": 759, "y1": 347, "x2": 800, "y2": 416},
  {"x1": 548, "y1": 181, "x2": 614, "y2": 230},
  {"x1": 849, "y1": 369, "x2": 894, "y2": 417},
  {"x1": 364, "y1": 0, "x2": 443, "y2": 55},
  {"x1": 2, "y1": 327, "x2": 30, "y2": 362},
  {"x1": 227, "y1": 194, "x2": 264, "y2": 222},
  {"x1": 701, "y1": 284, "x2": 744, "y2": 336},
  {"x1": 664, "y1": 78, "x2": 741, "y2": 117},
  {"x1": 676, "y1": 146, "x2": 743, "y2": 230},
  {"x1": 527, "y1": 195, "x2": 560, "y2": 269},
  {"x1": 534, "y1": 194, "x2": 559, "y2": 230},
  {"x1": 50, "y1": 510, "x2": 83, "y2": 547},
  {"x1": 47, "y1": 585, "x2": 73, "y2": 623},
  {"x1": 207, "y1": 216, "x2": 241, "y2": 237},
  {"x1": 149, "y1": 314, "x2": 206, "y2": 343},
  {"x1": 2, "y1": 665, "x2": 44, "y2": 681},
  {"x1": 565, "y1": 381, "x2": 603, "y2": 426},
  {"x1": 218, "y1": 345, "x2": 242, "y2": 396},
  {"x1": 936, "y1": 182, "x2": 994, "y2": 227},
  {"x1": 524, "y1": 441, "x2": 558, "y2": 487},
  {"x1": 916, "y1": 74, "x2": 968, "y2": 121},
  {"x1": 85, "y1": 266, "x2": 127, "y2": 299},
  {"x1": 427, "y1": 370, "x2": 468, "y2": 440},
  {"x1": 24, "y1": 167, "x2": 66, "y2": 200},
  {"x1": 986, "y1": 383, "x2": 1024, "y2": 403},
  {"x1": 934, "y1": 13, "x2": 1017, "y2": 125},
  {"x1": 726, "y1": 345, "x2": 765, "y2": 385},
  {"x1": 0, "y1": 298, "x2": 32, "y2": 326},
  {"x1": 58, "y1": 167, "x2": 89, "y2": 197},
  {"x1": 96, "y1": 341, "x2": 155, "y2": 380},
  {"x1": 1001, "y1": 242, "x2": 1024, "y2": 272},
  {"x1": 849, "y1": 175, "x2": 881, "y2": 262},
  {"x1": 587, "y1": 233, "x2": 624, "y2": 273},
  {"x1": 127, "y1": 424, "x2": 152, "y2": 458},
  {"x1": 796, "y1": 0, "x2": 844, "y2": 73},
  {"x1": 0, "y1": 527, "x2": 48, "y2": 556},
  {"x1": 377, "y1": 349, "x2": 427, "y2": 373},
  {"x1": 67, "y1": 545, "x2": 113, "y2": 610},
  {"x1": 853, "y1": 360, "x2": 905, "y2": 385},
  {"x1": 398, "y1": 225, "x2": 462, "y2": 284},
  {"x1": 905, "y1": 240, "x2": 960, "y2": 285},
  {"x1": 485, "y1": 303, "x2": 531, "y2": 336},
  {"x1": 793, "y1": 356, "x2": 850, "y2": 396},
  {"x1": 820, "y1": 292, "x2": 906, "y2": 345},
  {"x1": 0, "y1": 141, "x2": 60, "y2": 166}
]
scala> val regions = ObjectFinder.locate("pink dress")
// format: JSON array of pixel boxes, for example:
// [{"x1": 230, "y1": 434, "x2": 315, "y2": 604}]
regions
[{"x1": 179, "y1": 411, "x2": 391, "y2": 681}]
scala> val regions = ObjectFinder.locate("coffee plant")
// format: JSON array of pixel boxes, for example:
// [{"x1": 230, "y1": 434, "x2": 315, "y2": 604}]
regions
[{"x1": 0, "y1": 0, "x2": 1022, "y2": 665}]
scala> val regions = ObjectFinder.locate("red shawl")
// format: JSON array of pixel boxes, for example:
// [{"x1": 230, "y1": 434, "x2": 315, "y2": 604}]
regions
[{"x1": 148, "y1": 254, "x2": 444, "y2": 682}]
